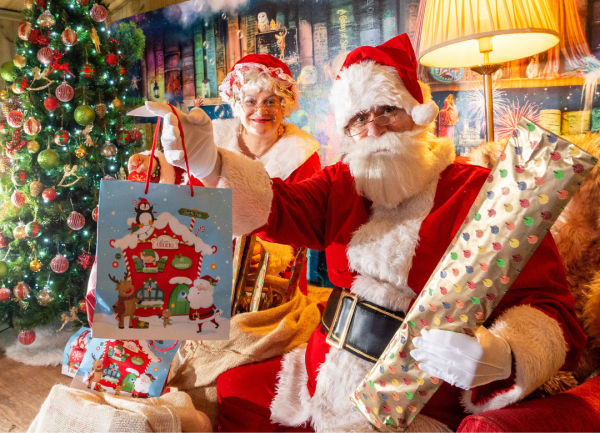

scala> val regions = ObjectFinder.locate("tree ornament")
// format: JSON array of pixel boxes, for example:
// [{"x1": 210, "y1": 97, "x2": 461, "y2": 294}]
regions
[
  {"x1": 112, "y1": 98, "x2": 123, "y2": 111},
  {"x1": 42, "y1": 187, "x2": 57, "y2": 201},
  {"x1": 23, "y1": 116, "x2": 41, "y2": 136},
  {"x1": 95, "y1": 102, "x2": 107, "y2": 118},
  {"x1": 38, "y1": 148, "x2": 59, "y2": 170},
  {"x1": 75, "y1": 147, "x2": 86, "y2": 158},
  {"x1": 11, "y1": 76, "x2": 28, "y2": 94},
  {"x1": 0, "y1": 156, "x2": 8, "y2": 173},
  {"x1": 67, "y1": 211, "x2": 85, "y2": 230},
  {"x1": 117, "y1": 65, "x2": 126, "y2": 75},
  {"x1": 105, "y1": 53, "x2": 118, "y2": 66},
  {"x1": 81, "y1": 62, "x2": 95, "y2": 79},
  {"x1": 0, "y1": 261, "x2": 7, "y2": 277},
  {"x1": 2, "y1": 102, "x2": 13, "y2": 118},
  {"x1": 0, "y1": 120, "x2": 9, "y2": 134},
  {"x1": 18, "y1": 329, "x2": 36, "y2": 345},
  {"x1": 100, "y1": 140, "x2": 117, "y2": 158},
  {"x1": 11, "y1": 191, "x2": 27, "y2": 207},
  {"x1": 7, "y1": 110, "x2": 23, "y2": 127},
  {"x1": 18, "y1": 21, "x2": 32, "y2": 41},
  {"x1": 13, "y1": 54, "x2": 26, "y2": 68},
  {"x1": 37, "y1": 10, "x2": 55, "y2": 28},
  {"x1": 27, "y1": 140, "x2": 40, "y2": 153},
  {"x1": 74, "y1": 104, "x2": 95, "y2": 126},
  {"x1": 44, "y1": 95, "x2": 59, "y2": 111},
  {"x1": 92, "y1": 206, "x2": 98, "y2": 222},
  {"x1": 57, "y1": 164, "x2": 82, "y2": 187},
  {"x1": 117, "y1": 129, "x2": 131, "y2": 145},
  {"x1": 90, "y1": 4, "x2": 107, "y2": 22},
  {"x1": 30, "y1": 258, "x2": 41, "y2": 272},
  {"x1": 78, "y1": 298, "x2": 87, "y2": 313},
  {"x1": 0, "y1": 203, "x2": 18, "y2": 220},
  {"x1": 37, "y1": 287, "x2": 53, "y2": 306},
  {"x1": 0, "y1": 233, "x2": 8, "y2": 248},
  {"x1": 13, "y1": 222, "x2": 27, "y2": 239},
  {"x1": 13, "y1": 281, "x2": 30, "y2": 299},
  {"x1": 24, "y1": 0, "x2": 34, "y2": 9},
  {"x1": 51, "y1": 254, "x2": 69, "y2": 273},
  {"x1": 37, "y1": 47, "x2": 55, "y2": 66},
  {"x1": 0, "y1": 89, "x2": 6, "y2": 100},
  {"x1": 0, "y1": 61, "x2": 16, "y2": 81},
  {"x1": 130, "y1": 128, "x2": 143, "y2": 142},
  {"x1": 56, "y1": 81, "x2": 74, "y2": 102},
  {"x1": 0, "y1": 287, "x2": 10, "y2": 302},
  {"x1": 76, "y1": 0, "x2": 91, "y2": 5},
  {"x1": 26, "y1": 221, "x2": 41, "y2": 237},
  {"x1": 12, "y1": 169, "x2": 28, "y2": 186},
  {"x1": 30, "y1": 180, "x2": 43, "y2": 196},
  {"x1": 54, "y1": 129, "x2": 69, "y2": 145},
  {"x1": 61, "y1": 28, "x2": 78, "y2": 46},
  {"x1": 36, "y1": 33, "x2": 50, "y2": 46}
]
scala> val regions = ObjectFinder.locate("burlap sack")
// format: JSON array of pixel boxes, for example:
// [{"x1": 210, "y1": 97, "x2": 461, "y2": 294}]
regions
[{"x1": 27, "y1": 385, "x2": 211, "y2": 433}]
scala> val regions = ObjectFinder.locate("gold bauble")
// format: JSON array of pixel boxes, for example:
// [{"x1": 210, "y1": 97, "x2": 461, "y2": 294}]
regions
[
  {"x1": 112, "y1": 98, "x2": 123, "y2": 111},
  {"x1": 13, "y1": 222, "x2": 27, "y2": 240},
  {"x1": 24, "y1": 0, "x2": 35, "y2": 10},
  {"x1": 30, "y1": 180, "x2": 43, "y2": 196},
  {"x1": 75, "y1": 147, "x2": 86, "y2": 158},
  {"x1": 30, "y1": 259, "x2": 42, "y2": 272},
  {"x1": 0, "y1": 89, "x2": 7, "y2": 101},
  {"x1": 13, "y1": 54, "x2": 26, "y2": 69},
  {"x1": 36, "y1": 287, "x2": 53, "y2": 306},
  {"x1": 27, "y1": 140, "x2": 40, "y2": 153}
]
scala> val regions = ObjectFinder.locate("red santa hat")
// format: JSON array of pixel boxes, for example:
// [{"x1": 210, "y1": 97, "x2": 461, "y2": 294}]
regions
[
  {"x1": 136, "y1": 198, "x2": 150, "y2": 208},
  {"x1": 219, "y1": 54, "x2": 299, "y2": 110},
  {"x1": 199, "y1": 275, "x2": 220, "y2": 286},
  {"x1": 329, "y1": 34, "x2": 439, "y2": 135}
]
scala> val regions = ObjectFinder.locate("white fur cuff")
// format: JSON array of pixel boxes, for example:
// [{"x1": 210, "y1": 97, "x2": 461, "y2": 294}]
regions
[
  {"x1": 461, "y1": 304, "x2": 567, "y2": 413},
  {"x1": 216, "y1": 148, "x2": 273, "y2": 236}
]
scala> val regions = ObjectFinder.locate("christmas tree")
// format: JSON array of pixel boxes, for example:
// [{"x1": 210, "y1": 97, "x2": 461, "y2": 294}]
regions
[{"x1": 0, "y1": 0, "x2": 146, "y2": 339}]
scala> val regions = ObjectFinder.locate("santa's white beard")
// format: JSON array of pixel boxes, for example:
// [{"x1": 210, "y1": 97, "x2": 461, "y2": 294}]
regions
[
  {"x1": 342, "y1": 128, "x2": 441, "y2": 208},
  {"x1": 188, "y1": 290, "x2": 214, "y2": 309}
]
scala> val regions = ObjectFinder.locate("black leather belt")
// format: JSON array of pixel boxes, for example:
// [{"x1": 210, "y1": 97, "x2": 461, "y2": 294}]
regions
[{"x1": 321, "y1": 287, "x2": 406, "y2": 363}]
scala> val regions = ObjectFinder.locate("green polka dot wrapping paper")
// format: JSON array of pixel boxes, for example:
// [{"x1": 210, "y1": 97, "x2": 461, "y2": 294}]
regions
[{"x1": 349, "y1": 117, "x2": 598, "y2": 431}]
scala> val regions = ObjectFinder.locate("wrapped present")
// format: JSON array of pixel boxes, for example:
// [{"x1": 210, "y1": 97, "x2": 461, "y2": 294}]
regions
[
  {"x1": 350, "y1": 117, "x2": 598, "y2": 431},
  {"x1": 62, "y1": 327, "x2": 92, "y2": 377}
]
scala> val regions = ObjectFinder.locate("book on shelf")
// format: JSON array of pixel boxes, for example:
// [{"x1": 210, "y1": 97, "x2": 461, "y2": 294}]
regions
[
  {"x1": 382, "y1": 0, "x2": 399, "y2": 42},
  {"x1": 215, "y1": 14, "x2": 228, "y2": 91},
  {"x1": 359, "y1": 0, "x2": 382, "y2": 47},
  {"x1": 181, "y1": 38, "x2": 196, "y2": 101},
  {"x1": 227, "y1": 11, "x2": 242, "y2": 71},
  {"x1": 298, "y1": 0, "x2": 314, "y2": 66},
  {"x1": 205, "y1": 19, "x2": 218, "y2": 98},
  {"x1": 312, "y1": 0, "x2": 329, "y2": 72},
  {"x1": 154, "y1": 33, "x2": 165, "y2": 101},
  {"x1": 328, "y1": 0, "x2": 358, "y2": 62},
  {"x1": 240, "y1": 12, "x2": 257, "y2": 56},
  {"x1": 193, "y1": 22, "x2": 206, "y2": 99},
  {"x1": 145, "y1": 38, "x2": 156, "y2": 100}
]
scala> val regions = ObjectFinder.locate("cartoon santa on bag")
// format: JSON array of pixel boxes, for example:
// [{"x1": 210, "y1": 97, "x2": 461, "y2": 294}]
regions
[{"x1": 181, "y1": 275, "x2": 222, "y2": 333}]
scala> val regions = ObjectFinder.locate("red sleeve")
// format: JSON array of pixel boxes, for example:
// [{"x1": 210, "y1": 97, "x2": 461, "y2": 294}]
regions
[{"x1": 285, "y1": 152, "x2": 322, "y2": 184}]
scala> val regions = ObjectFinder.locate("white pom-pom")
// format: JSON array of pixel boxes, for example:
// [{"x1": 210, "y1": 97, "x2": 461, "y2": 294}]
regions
[{"x1": 411, "y1": 101, "x2": 439, "y2": 126}]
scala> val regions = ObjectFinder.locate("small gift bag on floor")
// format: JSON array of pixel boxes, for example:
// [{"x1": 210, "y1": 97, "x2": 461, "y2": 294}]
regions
[{"x1": 350, "y1": 117, "x2": 598, "y2": 431}]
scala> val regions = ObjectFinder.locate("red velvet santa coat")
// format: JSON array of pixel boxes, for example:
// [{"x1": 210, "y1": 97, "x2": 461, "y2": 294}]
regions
[{"x1": 215, "y1": 137, "x2": 586, "y2": 431}]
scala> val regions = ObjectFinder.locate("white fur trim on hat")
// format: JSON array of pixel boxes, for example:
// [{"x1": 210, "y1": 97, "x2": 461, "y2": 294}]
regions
[{"x1": 329, "y1": 61, "x2": 438, "y2": 135}]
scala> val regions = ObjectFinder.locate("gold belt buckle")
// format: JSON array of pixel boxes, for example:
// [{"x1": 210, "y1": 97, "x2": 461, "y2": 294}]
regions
[{"x1": 325, "y1": 291, "x2": 358, "y2": 350}]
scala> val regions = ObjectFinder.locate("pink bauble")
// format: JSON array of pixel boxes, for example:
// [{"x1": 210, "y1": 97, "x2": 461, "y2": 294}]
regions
[
  {"x1": 18, "y1": 329, "x2": 36, "y2": 345},
  {"x1": 56, "y1": 82, "x2": 74, "y2": 102},
  {"x1": 90, "y1": 4, "x2": 108, "y2": 22},
  {"x1": 61, "y1": 28, "x2": 78, "y2": 46},
  {"x1": 37, "y1": 47, "x2": 55, "y2": 65},
  {"x1": 0, "y1": 287, "x2": 11, "y2": 302},
  {"x1": 11, "y1": 191, "x2": 26, "y2": 207},
  {"x1": 23, "y1": 117, "x2": 41, "y2": 136},
  {"x1": 13, "y1": 282, "x2": 31, "y2": 300},
  {"x1": 104, "y1": 53, "x2": 118, "y2": 66},
  {"x1": 67, "y1": 211, "x2": 85, "y2": 230},
  {"x1": 51, "y1": 254, "x2": 69, "y2": 273},
  {"x1": 44, "y1": 96, "x2": 59, "y2": 112},
  {"x1": 7, "y1": 110, "x2": 23, "y2": 128}
]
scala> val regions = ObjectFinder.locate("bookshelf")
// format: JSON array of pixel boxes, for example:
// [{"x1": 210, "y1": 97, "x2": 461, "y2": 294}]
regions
[{"x1": 429, "y1": 76, "x2": 597, "y2": 92}]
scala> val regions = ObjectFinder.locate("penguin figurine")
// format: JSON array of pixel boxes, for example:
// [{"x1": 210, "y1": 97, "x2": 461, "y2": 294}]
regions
[{"x1": 135, "y1": 198, "x2": 155, "y2": 227}]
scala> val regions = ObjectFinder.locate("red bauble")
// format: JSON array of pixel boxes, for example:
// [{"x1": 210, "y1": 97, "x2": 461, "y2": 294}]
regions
[
  {"x1": 78, "y1": 299, "x2": 87, "y2": 313},
  {"x1": 13, "y1": 281, "x2": 31, "y2": 300},
  {"x1": 56, "y1": 82, "x2": 74, "y2": 102},
  {"x1": 129, "y1": 128, "x2": 142, "y2": 142},
  {"x1": 90, "y1": 4, "x2": 108, "y2": 22},
  {"x1": 12, "y1": 169, "x2": 28, "y2": 186},
  {"x1": 77, "y1": 0, "x2": 91, "y2": 5},
  {"x1": 11, "y1": 191, "x2": 27, "y2": 207},
  {"x1": 7, "y1": 110, "x2": 23, "y2": 128},
  {"x1": 11, "y1": 77, "x2": 28, "y2": 94},
  {"x1": 18, "y1": 329, "x2": 36, "y2": 345},
  {"x1": 117, "y1": 65, "x2": 126, "y2": 75},
  {"x1": 23, "y1": 116, "x2": 41, "y2": 136},
  {"x1": 61, "y1": 28, "x2": 78, "y2": 46},
  {"x1": 0, "y1": 233, "x2": 8, "y2": 249},
  {"x1": 104, "y1": 53, "x2": 118, "y2": 66},
  {"x1": 67, "y1": 211, "x2": 85, "y2": 230},
  {"x1": 76, "y1": 251, "x2": 95, "y2": 270},
  {"x1": 28, "y1": 29, "x2": 41, "y2": 44},
  {"x1": 36, "y1": 34, "x2": 50, "y2": 46},
  {"x1": 0, "y1": 287, "x2": 10, "y2": 302},
  {"x1": 18, "y1": 21, "x2": 32, "y2": 41},
  {"x1": 42, "y1": 187, "x2": 57, "y2": 201},
  {"x1": 92, "y1": 206, "x2": 98, "y2": 222},
  {"x1": 117, "y1": 129, "x2": 131, "y2": 145},
  {"x1": 0, "y1": 120, "x2": 10, "y2": 134},
  {"x1": 44, "y1": 96, "x2": 59, "y2": 112},
  {"x1": 54, "y1": 129, "x2": 70, "y2": 146},
  {"x1": 51, "y1": 254, "x2": 69, "y2": 273},
  {"x1": 37, "y1": 47, "x2": 55, "y2": 65}
]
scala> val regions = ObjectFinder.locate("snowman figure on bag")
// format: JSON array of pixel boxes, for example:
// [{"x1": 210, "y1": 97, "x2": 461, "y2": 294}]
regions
[{"x1": 182, "y1": 275, "x2": 222, "y2": 333}]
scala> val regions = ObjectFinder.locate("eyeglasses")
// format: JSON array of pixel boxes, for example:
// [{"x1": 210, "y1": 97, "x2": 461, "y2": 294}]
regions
[
  {"x1": 241, "y1": 99, "x2": 281, "y2": 115},
  {"x1": 344, "y1": 109, "x2": 401, "y2": 137}
]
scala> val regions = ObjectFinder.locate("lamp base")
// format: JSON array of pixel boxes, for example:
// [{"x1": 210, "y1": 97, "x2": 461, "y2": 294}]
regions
[
  {"x1": 470, "y1": 63, "x2": 503, "y2": 76},
  {"x1": 470, "y1": 63, "x2": 503, "y2": 142}
]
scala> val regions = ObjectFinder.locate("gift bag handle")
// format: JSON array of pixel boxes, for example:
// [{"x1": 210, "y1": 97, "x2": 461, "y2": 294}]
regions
[{"x1": 144, "y1": 104, "x2": 194, "y2": 197}]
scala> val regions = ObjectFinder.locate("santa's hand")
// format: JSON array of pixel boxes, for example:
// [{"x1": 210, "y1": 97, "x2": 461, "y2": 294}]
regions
[
  {"x1": 215, "y1": 309, "x2": 222, "y2": 316},
  {"x1": 410, "y1": 327, "x2": 512, "y2": 390},
  {"x1": 128, "y1": 154, "x2": 155, "y2": 174},
  {"x1": 145, "y1": 101, "x2": 218, "y2": 179}
]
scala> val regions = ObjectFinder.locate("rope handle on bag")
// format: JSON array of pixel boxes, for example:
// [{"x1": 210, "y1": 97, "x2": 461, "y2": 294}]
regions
[{"x1": 144, "y1": 104, "x2": 194, "y2": 197}]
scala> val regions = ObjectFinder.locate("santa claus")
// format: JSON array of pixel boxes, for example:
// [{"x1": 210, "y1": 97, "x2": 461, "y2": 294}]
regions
[
  {"x1": 182, "y1": 275, "x2": 222, "y2": 333},
  {"x1": 150, "y1": 34, "x2": 585, "y2": 432},
  {"x1": 132, "y1": 373, "x2": 155, "y2": 398}
]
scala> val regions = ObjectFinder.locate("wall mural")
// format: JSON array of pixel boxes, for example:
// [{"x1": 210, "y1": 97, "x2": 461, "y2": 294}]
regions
[{"x1": 116, "y1": 0, "x2": 600, "y2": 167}]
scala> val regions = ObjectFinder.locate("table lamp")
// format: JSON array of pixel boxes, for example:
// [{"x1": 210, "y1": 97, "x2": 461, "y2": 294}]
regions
[{"x1": 417, "y1": 0, "x2": 559, "y2": 141}]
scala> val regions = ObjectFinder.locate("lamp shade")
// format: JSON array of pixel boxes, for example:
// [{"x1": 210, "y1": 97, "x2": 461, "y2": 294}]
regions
[{"x1": 418, "y1": 0, "x2": 559, "y2": 68}]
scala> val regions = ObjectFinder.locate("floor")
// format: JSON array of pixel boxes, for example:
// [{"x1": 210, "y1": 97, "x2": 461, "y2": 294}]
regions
[{"x1": 0, "y1": 327, "x2": 71, "y2": 433}]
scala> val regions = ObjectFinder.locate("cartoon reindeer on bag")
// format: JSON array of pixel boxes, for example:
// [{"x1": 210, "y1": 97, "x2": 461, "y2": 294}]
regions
[
  {"x1": 87, "y1": 354, "x2": 104, "y2": 390},
  {"x1": 110, "y1": 272, "x2": 140, "y2": 329}
]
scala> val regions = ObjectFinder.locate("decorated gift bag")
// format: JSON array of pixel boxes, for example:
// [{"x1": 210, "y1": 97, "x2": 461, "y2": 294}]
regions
[
  {"x1": 62, "y1": 327, "x2": 92, "y2": 377},
  {"x1": 71, "y1": 338, "x2": 181, "y2": 398},
  {"x1": 350, "y1": 117, "x2": 598, "y2": 431}
]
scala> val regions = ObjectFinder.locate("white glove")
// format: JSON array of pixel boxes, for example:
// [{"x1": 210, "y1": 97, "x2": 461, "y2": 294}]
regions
[
  {"x1": 145, "y1": 101, "x2": 218, "y2": 179},
  {"x1": 410, "y1": 327, "x2": 512, "y2": 390}
]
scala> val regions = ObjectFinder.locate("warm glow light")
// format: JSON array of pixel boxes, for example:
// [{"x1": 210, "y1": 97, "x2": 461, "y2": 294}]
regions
[{"x1": 418, "y1": 0, "x2": 559, "y2": 68}]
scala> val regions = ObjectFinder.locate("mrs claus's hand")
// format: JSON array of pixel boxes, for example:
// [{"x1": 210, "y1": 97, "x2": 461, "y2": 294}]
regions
[{"x1": 410, "y1": 327, "x2": 512, "y2": 390}]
